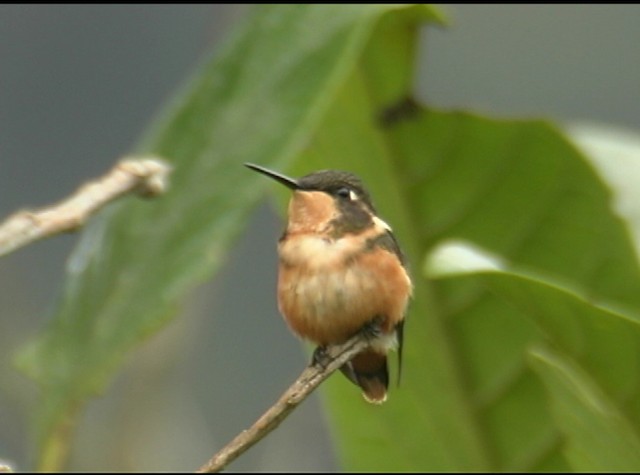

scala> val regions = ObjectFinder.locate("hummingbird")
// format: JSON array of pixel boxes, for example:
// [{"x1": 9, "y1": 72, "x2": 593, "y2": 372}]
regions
[{"x1": 245, "y1": 163, "x2": 412, "y2": 404}]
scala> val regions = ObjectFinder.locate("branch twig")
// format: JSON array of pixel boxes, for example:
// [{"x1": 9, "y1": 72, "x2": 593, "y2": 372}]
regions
[
  {"x1": 197, "y1": 332, "x2": 371, "y2": 473},
  {"x1": 0, "y1": 157, "x2": 171, "y2": 258}
]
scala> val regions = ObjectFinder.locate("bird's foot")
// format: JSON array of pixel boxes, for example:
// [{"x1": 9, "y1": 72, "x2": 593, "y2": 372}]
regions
[
  {"x1": 311, "y1": 345, "x2": 331, "y2": 369},
  {"x1": 360, "y1": 315, "x2": 384, "y2": 340}
]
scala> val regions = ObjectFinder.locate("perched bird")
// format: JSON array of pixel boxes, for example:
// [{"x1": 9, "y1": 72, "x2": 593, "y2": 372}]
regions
[{"x1": 246, "y1": 163, "x2": 412, "y2": 404}]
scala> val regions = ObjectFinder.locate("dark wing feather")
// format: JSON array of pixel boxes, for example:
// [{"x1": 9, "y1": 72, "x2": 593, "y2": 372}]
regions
[
  {"x1": 366, "y1": 230, "x2": 407, "y2": 266},
  {"x1": 395, "y1": 319, "x2": 405, "y2": 387},
  {"x1": 366, "y1": 230, "x2": 410, "y2": 386}
]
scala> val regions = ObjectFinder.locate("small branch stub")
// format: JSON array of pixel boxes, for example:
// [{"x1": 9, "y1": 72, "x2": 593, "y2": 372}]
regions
[
  {"x1": 0, "y1": 460, "x2": 13, "y2": 472},
  {"x1": 0, "y1": 157, "x2": 171, "y2": 258},
  {"x1": 197, "y1": 332, "x2": 371, "y2": 473}
]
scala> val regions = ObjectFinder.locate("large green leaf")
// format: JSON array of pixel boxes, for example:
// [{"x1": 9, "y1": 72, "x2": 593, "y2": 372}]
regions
[
  {"x1": 531, "y1": 347, "x2": 640, "y2": 471},
  {"x1": 425, "y1": 241, "x2": 640, "y2": 470},
  {"x1": 16, "y1": 4, "x2": 445, "y2": 470},
  {"x1": 291, "y1": 11, "x2": 640, "y2": 471},
  {"x1": 312, "y1": 107, "x2": 640, "y2": 470}
]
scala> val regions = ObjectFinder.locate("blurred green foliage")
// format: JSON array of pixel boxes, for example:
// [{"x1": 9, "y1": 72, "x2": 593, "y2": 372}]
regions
[{"x1": 13, "y1": 4, "x2": 640, "y2": 471}]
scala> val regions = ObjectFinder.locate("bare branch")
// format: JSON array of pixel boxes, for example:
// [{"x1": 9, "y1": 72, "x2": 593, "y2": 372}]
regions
[
  {"x1": 0, "y1": 459, "x2": 13, "y2": 472},
  {"x1": 0, "y1": 157, "x2": 171, "y2": 258},
  {"x1": 197, "y1": 332, "x2": 371, "y2": 473}
]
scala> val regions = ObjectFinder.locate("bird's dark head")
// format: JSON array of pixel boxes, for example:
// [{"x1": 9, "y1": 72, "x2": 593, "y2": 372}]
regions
[{"x1": 245, "y1": 163, "x2": 378, "y2": 236}]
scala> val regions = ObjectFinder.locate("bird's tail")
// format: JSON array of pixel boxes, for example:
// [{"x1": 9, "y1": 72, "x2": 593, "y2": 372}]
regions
[{"x1": 340, "y1": 350, "x2": 389, "y2": 404}]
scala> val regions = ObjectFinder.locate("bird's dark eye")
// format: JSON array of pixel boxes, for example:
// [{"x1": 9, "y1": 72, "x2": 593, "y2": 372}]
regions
[{"x1": 336, "y1": 187, "x2": 352, "y2": 199}]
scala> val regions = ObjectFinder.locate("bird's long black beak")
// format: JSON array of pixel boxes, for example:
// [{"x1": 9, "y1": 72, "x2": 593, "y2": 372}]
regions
[{"x1": 244, "y1": 163, "x2": 299, "y2": 190}]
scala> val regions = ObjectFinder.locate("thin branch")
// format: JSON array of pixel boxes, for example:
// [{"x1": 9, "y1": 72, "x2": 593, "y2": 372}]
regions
[
  {"x1": 0, "y1": 459, "x2": 13, "y2": 472},
  {"x1": 197, "y1": 332, "x2": 371, "y2": 473},
  {"x1": 0, "y1": 157, "x2": 171, "y2": 258}
]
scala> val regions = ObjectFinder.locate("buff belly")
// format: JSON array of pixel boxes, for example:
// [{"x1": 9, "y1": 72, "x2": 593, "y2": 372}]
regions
[{"x1": 277, "y1": 244, "x2": 410, "y2": 346}]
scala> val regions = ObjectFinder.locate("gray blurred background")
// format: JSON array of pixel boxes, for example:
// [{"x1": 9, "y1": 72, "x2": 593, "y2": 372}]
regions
[{"x1": 0, "y1": 4, "x2": 638, "y2": 471}]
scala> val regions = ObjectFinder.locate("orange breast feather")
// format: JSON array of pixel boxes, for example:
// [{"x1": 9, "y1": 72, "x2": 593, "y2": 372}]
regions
[{"x1": 277, "y1": 241, "x2": 411, "y2": 346}]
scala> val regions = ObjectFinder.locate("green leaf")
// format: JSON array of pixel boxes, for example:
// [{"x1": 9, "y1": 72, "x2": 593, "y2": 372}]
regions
[
  {"x1": 290, "y1": 15, "x2": 640, "y2": 471},
  {"x1": 425, "y1": 241, "x2": 640, "y2": 470},
  {"x1": 15, "y1": 4, "x2": 444, "y2": 470},
  {"x1": 531, "y1": 347, "x2": 640, "y2": 471}
]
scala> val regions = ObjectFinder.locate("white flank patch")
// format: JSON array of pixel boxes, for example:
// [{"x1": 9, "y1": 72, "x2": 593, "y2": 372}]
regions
[
  {"x1": 373, "y1": 215, "x2": 392, "y2": 232},
  {"x1": 369, "y1": 331, "x2": 398, "y2": 353}
]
